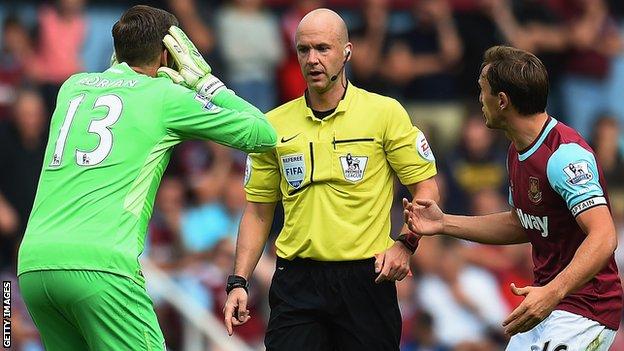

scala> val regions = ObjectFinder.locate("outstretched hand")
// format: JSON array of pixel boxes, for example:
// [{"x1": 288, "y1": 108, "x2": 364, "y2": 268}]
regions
[{"x1": 402, "y1": 198, "x2": 444, "y2": 236}]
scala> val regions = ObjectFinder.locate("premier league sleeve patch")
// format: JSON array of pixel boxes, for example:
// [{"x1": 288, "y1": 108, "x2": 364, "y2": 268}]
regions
[
  {"x1": 194, "y1": 94, "x2": 222, "y2": 112},
  {"x1": 546, "y1": 143, "x2": 605, "y2": 213},
  {"x1": 281, "y1": 153, "x2": 305, "y2": 188},
  {"x1": 416, "y1": 132, "x2": 435, "y2": 162},
  {"x1": 339, "y1": 153, "x2": 368, "y2": 182},
  {"x1": 563, "y1": 161, "x2": 593, "y2": 185}
]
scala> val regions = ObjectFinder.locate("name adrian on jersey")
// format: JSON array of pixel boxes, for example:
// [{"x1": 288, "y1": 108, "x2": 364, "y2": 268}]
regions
[
  {"x1": 281, "y1": 154, "x2": 305, "y2": 188},
  {"x1": 516, "y1": 208, "x2": 549, "y2": 237}
]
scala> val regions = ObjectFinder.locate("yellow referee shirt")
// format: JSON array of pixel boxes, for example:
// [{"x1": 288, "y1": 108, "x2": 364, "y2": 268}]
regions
[{"x1": 244, "y1": 84, "x2": 437, "y2": 261}]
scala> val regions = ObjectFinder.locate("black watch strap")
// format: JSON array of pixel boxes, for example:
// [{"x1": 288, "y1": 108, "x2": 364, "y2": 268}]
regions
[
  {"x1": 396, "y1": 233, "x2": 420, "y2": 254},
  {"x1": 226, "y1": 274, "x2": 249, "y2": 294}
]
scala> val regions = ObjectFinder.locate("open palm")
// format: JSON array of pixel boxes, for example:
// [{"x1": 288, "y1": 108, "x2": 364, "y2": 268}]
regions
[{"x1": 402, "y1": 198, "x2": 444, "y2": 235}]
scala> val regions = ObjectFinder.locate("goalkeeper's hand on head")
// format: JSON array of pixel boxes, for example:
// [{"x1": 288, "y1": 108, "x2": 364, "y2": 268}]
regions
[{"x1": 158, "y1": 25, "x2": 226, "y2": 100}]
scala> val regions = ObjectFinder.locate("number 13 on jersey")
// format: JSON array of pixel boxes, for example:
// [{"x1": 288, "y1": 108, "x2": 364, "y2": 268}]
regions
[{"x1": 50, "y1": 94, "x2": 123, "y2": 167}]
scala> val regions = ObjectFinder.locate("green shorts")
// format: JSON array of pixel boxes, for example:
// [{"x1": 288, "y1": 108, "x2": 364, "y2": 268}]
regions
[{"x1": 19, "y1": 270, "x2": 165, "y2": 351}]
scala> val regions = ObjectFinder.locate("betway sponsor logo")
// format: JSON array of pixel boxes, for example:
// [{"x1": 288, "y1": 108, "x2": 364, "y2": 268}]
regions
[{"x1": 516, "y1": 208, "x2": 549, "y2": 237}]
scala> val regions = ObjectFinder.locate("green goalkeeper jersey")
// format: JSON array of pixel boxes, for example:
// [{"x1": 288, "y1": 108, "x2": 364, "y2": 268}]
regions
[{"x1": 17, "y1": 63, "x2": 276, "y2": 284}]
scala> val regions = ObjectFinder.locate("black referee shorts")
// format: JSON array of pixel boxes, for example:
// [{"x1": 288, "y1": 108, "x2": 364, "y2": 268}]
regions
[{"x1": 264, "y1": 257, "x2": 401, "y2": 351}]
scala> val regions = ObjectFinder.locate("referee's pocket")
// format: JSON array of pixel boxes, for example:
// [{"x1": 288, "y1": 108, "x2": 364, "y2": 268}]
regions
[{"x1": 331, "y1": 138, "x2": 377, "y2": 187}]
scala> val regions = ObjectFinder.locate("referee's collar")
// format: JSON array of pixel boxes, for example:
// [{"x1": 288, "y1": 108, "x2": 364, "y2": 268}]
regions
[{"x1": 303, "y1": 81, "x2": 354, "y2": 121}]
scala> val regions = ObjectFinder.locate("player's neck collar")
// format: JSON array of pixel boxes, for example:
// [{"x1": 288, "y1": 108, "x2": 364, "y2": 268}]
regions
[{"x1": 517, "y1": 116, "x2": 558, "y2": 161}]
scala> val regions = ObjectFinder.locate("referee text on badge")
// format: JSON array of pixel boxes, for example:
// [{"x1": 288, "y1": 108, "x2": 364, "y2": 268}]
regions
[{"x1": 2, "y1": 281, "x2": 9, "y2": 348}]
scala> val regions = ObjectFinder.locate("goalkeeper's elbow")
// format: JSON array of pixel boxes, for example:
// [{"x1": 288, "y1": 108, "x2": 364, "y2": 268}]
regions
[
  {"x1": 255, "y1": 121, "x2": 278, "y2": 151},
  {"x1": 244, "y1": 119, "x2": 277, "y2": 153}
]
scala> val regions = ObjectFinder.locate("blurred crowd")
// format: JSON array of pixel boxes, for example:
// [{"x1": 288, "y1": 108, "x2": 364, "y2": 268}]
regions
[{"x1": 0, "y1": 0, "x2": 623, "y2": 350}]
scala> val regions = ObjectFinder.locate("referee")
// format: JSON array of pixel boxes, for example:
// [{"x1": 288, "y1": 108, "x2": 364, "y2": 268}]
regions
[{"x1": 223, "y1": 8, "x2": 439, "y2": 351}]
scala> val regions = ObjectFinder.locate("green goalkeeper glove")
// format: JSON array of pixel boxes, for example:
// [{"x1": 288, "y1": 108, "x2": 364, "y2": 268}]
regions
[{"x1": 158, "y1": 26, "x2": 226, "y2": 100}]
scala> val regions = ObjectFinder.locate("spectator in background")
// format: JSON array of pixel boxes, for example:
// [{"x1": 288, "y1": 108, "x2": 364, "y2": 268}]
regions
[
  {"x1": 0, "y1": 16, "x2": 35, "y2": 120},
  {"x1": 148, "y1": 175, "x2": 187, "y2": 350},
  {"x1": 0, "y1": 192, "x2": 19, "y2": 271},
  {"x1": 414, "y1": 236, "x2": 507, "y2": 350},
  {"x1": 148, "y1": 175, "x2": 186, "y2": 271},
  {"x1": 32, "y1": 0, "x2": 87, "y2": 112},
  {"x1": 461, "y1": 188, "x2": 534, "y2": 311},
  {"x1": 223, "y1": 172, "x2": 247, "y2": 235},
  {"x1": 277, "y1": 0, "x2": 323, "y2": 103},
  {"x1": 591, "y1": 114, "x2": 624, "y2": 188},
  {"x1": 442, "y1": 114, "x2": 507, "y2": 214},
  {"x1": 452, "y1": 0, "x2": 501, "y2": 100},
  {"x1": 349, "y1": 0, "x2": 391, "y2": 94},
  {"x1": 401, "y1": 310, "x2": 451, "y2": 351},
  {"x1": 167, "y1": 0, "x2": 215, "y2": 56},
  {"x1": 552, "y1": 0, "x2": 623, "y2": 138},
  {"x1": 482, "y1": 0, "x2": 568, "y2": 117},
  {"x1": 0, "y1": 89, "x2": 47, "y2": 272},
  {"x1": 166, "y1": 0, "x2": 224, "y2": 75},
  {"x1": 180, "y1": 143, "x2": 233, "y2": 258},
  {"x1": 216, "y1": 0, "x2": 284, "y2": 112},
  {"x1": 590, "y1": 114, "x2": 624, "y2": 223},
  {"x1": 608, "y1": 0, "x2": 624, "y2": 20},
  {"x1": 382, "y1": 0, "x2": 463, "y2": 155}
]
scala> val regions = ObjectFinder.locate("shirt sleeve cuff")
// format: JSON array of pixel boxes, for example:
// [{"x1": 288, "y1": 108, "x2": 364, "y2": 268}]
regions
[
  {"x1": 398, "y1": 167, "x2": 437, "y2": 186},
  {"x1": 245, "y1": 193, "x2": 281, "y2": 203}
]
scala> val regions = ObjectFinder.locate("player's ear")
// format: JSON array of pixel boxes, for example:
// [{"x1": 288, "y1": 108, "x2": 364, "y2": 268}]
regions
[
  {"x1": 160, "y1": 49, "x2": 172, "y2": 68},
  {"x1": 344, "y1": 43, "x2": 353, "y2": 61},
  {"x1": 498, "y1": 92, "x2": 509, "y2": 110}
]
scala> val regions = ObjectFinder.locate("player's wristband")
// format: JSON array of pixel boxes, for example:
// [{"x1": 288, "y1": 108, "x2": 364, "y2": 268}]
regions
[
  {"x1": 197, "y1": 74, "x2": 226, "y2": 101},
  {"x1": 226, "y1": 275, "x2": 249, "y2": 294},
  {"x1": 396, "y1": 233, "x2": 420, "y2": 254}
]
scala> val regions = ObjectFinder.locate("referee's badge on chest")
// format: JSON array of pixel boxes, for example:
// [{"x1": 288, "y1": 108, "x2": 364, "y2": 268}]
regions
[
  {"x1": 339, "y1": 153, "x2": 368, "y2": 182},
  {"x1": 281, "y1": 153, "x2": 305, "y2": 188}
]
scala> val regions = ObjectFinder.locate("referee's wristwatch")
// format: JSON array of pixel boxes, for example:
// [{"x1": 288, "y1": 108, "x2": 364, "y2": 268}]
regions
[
  {"x1": 396, "y1": 232, "x2": 420, "y2": 254},
  {"x1": 226, "y1": 275, "x2": 249, "y2": 294}
]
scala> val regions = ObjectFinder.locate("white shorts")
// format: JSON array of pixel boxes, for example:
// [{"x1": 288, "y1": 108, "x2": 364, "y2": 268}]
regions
[{"x1": 506, "y1": 310, "x2": 616, "y2": 351}]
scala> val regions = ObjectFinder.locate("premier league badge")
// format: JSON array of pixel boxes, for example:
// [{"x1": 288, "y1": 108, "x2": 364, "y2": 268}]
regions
[
  {"x1": 281, "y1": 153, "x2": 305, "y2": 188},
  {"x1": 563, "y1": 161, "x2": 593, "y2": 185},
  {"x1": 339, "y1": 153, "x2": 368, "y2": 182}
]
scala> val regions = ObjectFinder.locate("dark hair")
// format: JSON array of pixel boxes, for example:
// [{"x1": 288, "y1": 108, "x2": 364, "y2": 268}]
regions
[
  {"x1": 482, "y1": 46, "x2": 548, "y2": 116},
  {"x1": 3, "y1": 14, "x2": 24, "y2": 31},
  {"x1": 112, "y1": 5, "x2": 178, "y2": 67}
]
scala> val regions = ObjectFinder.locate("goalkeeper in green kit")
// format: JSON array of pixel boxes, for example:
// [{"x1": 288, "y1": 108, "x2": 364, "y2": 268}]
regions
[{"x1": 17, "y1": 5, "x2": 276, "y2": 350}]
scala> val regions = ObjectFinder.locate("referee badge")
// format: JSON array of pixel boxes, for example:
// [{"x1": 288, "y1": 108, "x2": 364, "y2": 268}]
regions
[
  {"x1": 281, "y1": 153, "x2": 305, "y2": 188},
  {"x1": 416, "y1": 132, "x2": 435, "y2": 162},
  {"x1": 339, "y1": 153, "x2": 368, "y2": 182}
]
